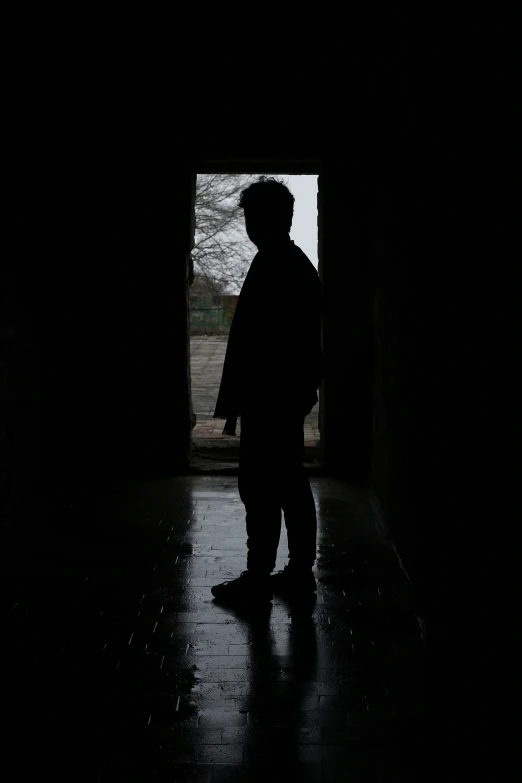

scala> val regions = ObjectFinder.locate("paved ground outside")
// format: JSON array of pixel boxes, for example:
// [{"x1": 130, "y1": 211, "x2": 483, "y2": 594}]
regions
[{"x1": 190, "y1": 337, "x2": 320, "y2": 450}]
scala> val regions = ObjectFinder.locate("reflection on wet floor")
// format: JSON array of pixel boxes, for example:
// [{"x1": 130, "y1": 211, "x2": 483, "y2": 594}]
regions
[{"x1": 7, "y1": 477, "x2": 424, "y2": 782}]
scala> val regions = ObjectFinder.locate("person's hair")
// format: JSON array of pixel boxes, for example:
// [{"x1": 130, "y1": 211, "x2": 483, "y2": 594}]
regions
[{"x1": 238, "y1": 176, "x2": 294, "y2": 232}]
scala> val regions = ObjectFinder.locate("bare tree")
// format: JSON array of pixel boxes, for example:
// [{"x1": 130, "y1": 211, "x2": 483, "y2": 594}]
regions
[{"x1": 191, "y1": 174, "x2": 257, "y2": 296}]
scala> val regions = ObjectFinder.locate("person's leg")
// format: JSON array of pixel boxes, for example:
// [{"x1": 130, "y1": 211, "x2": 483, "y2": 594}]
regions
[
  {"x1": 238, "y1": 413, "x2": 282, "y2": 575},
  {"x1": 211, "y1": 413, "x2": 280, "y2": 604},
  {"x1": 272, "y1": 416, "x2": 317, "y2": 594},
  {"x1": 283, "y1": 478, "x2": 317, "y2": 572}
]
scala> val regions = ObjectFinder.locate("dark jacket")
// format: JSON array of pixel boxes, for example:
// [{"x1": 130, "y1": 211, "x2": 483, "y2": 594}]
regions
[{"x1": 214, "y1": 239, "x2": 322, "y2": 419}]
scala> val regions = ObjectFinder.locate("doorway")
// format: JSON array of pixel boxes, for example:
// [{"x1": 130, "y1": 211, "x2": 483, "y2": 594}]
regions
[{"x1": 187, "y1": 164, "x2": 323, "y2": 471}]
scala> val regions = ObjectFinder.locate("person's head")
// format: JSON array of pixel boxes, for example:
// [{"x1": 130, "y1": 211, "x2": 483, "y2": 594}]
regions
[{"x1": 238, "y1": 176, "x2": 294, "y2": 248}]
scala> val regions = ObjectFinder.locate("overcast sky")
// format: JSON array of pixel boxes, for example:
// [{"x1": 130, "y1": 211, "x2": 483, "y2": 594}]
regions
[{"x1": 276, "y1": 174, "x2": 318, "y2": 268}]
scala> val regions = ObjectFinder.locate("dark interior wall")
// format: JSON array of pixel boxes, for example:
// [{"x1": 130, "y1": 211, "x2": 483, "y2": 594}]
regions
[
  {"x1": 370, "y1": 182, "x2": 417, "y2": 586},
  {"x1": 46, "y1": 42, "x2": 194, "y2": 496},
  {"x1": 3, "y1": 33, "x2": 48, "y2": 533},
  {"x1": 50, "y1": 146, "x2": 193, "y2": 484},
  {"x1": 1, "y1": 191, "x2": 42, "y2": 533},
  {"x1": 321, "y1": 162, "x2": 374, "y2": 482},
  {"x1": 2, "y1": 33, "x2": 194, "y2": 532},
  {"x1": 367, "y1": 123, "x2": 454, "y2": 617}
]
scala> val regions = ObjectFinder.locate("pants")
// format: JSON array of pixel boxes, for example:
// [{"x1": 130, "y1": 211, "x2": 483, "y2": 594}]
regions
[{"x1": 238, "y1": 413, "x2": 317, "y2": 575}]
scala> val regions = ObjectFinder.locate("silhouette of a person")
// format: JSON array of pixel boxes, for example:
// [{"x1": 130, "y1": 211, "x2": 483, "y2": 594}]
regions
[{"x1": 211, "y1": 177, "x2": 322, "y2": 605}]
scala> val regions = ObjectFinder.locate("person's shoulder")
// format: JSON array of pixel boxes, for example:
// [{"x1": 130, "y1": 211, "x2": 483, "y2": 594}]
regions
[
  {"x1": 290, "y1": 243, "x2": 321, "y2": 284},
  {"x1": 290, "y1": 241, "x2": 312, "y2": 266}
]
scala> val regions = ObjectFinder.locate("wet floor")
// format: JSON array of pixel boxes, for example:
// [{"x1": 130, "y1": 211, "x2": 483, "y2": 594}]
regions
[{"x1": 6, "y1": 476, "x2": 424, "y2": 782}]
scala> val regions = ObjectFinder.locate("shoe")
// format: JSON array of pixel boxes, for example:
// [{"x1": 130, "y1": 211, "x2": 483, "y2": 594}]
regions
[
  {"x1": 211, "y1": 571, "x2": 272, "y2": 605},
  {"x1": 270, "y1": 566, "x2": 317, "y2": 598}
]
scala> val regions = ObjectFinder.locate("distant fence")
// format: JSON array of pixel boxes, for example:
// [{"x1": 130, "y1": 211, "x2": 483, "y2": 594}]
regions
[{"x1": 190, "y1": 295, "x2": 239, "y2": 335}]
